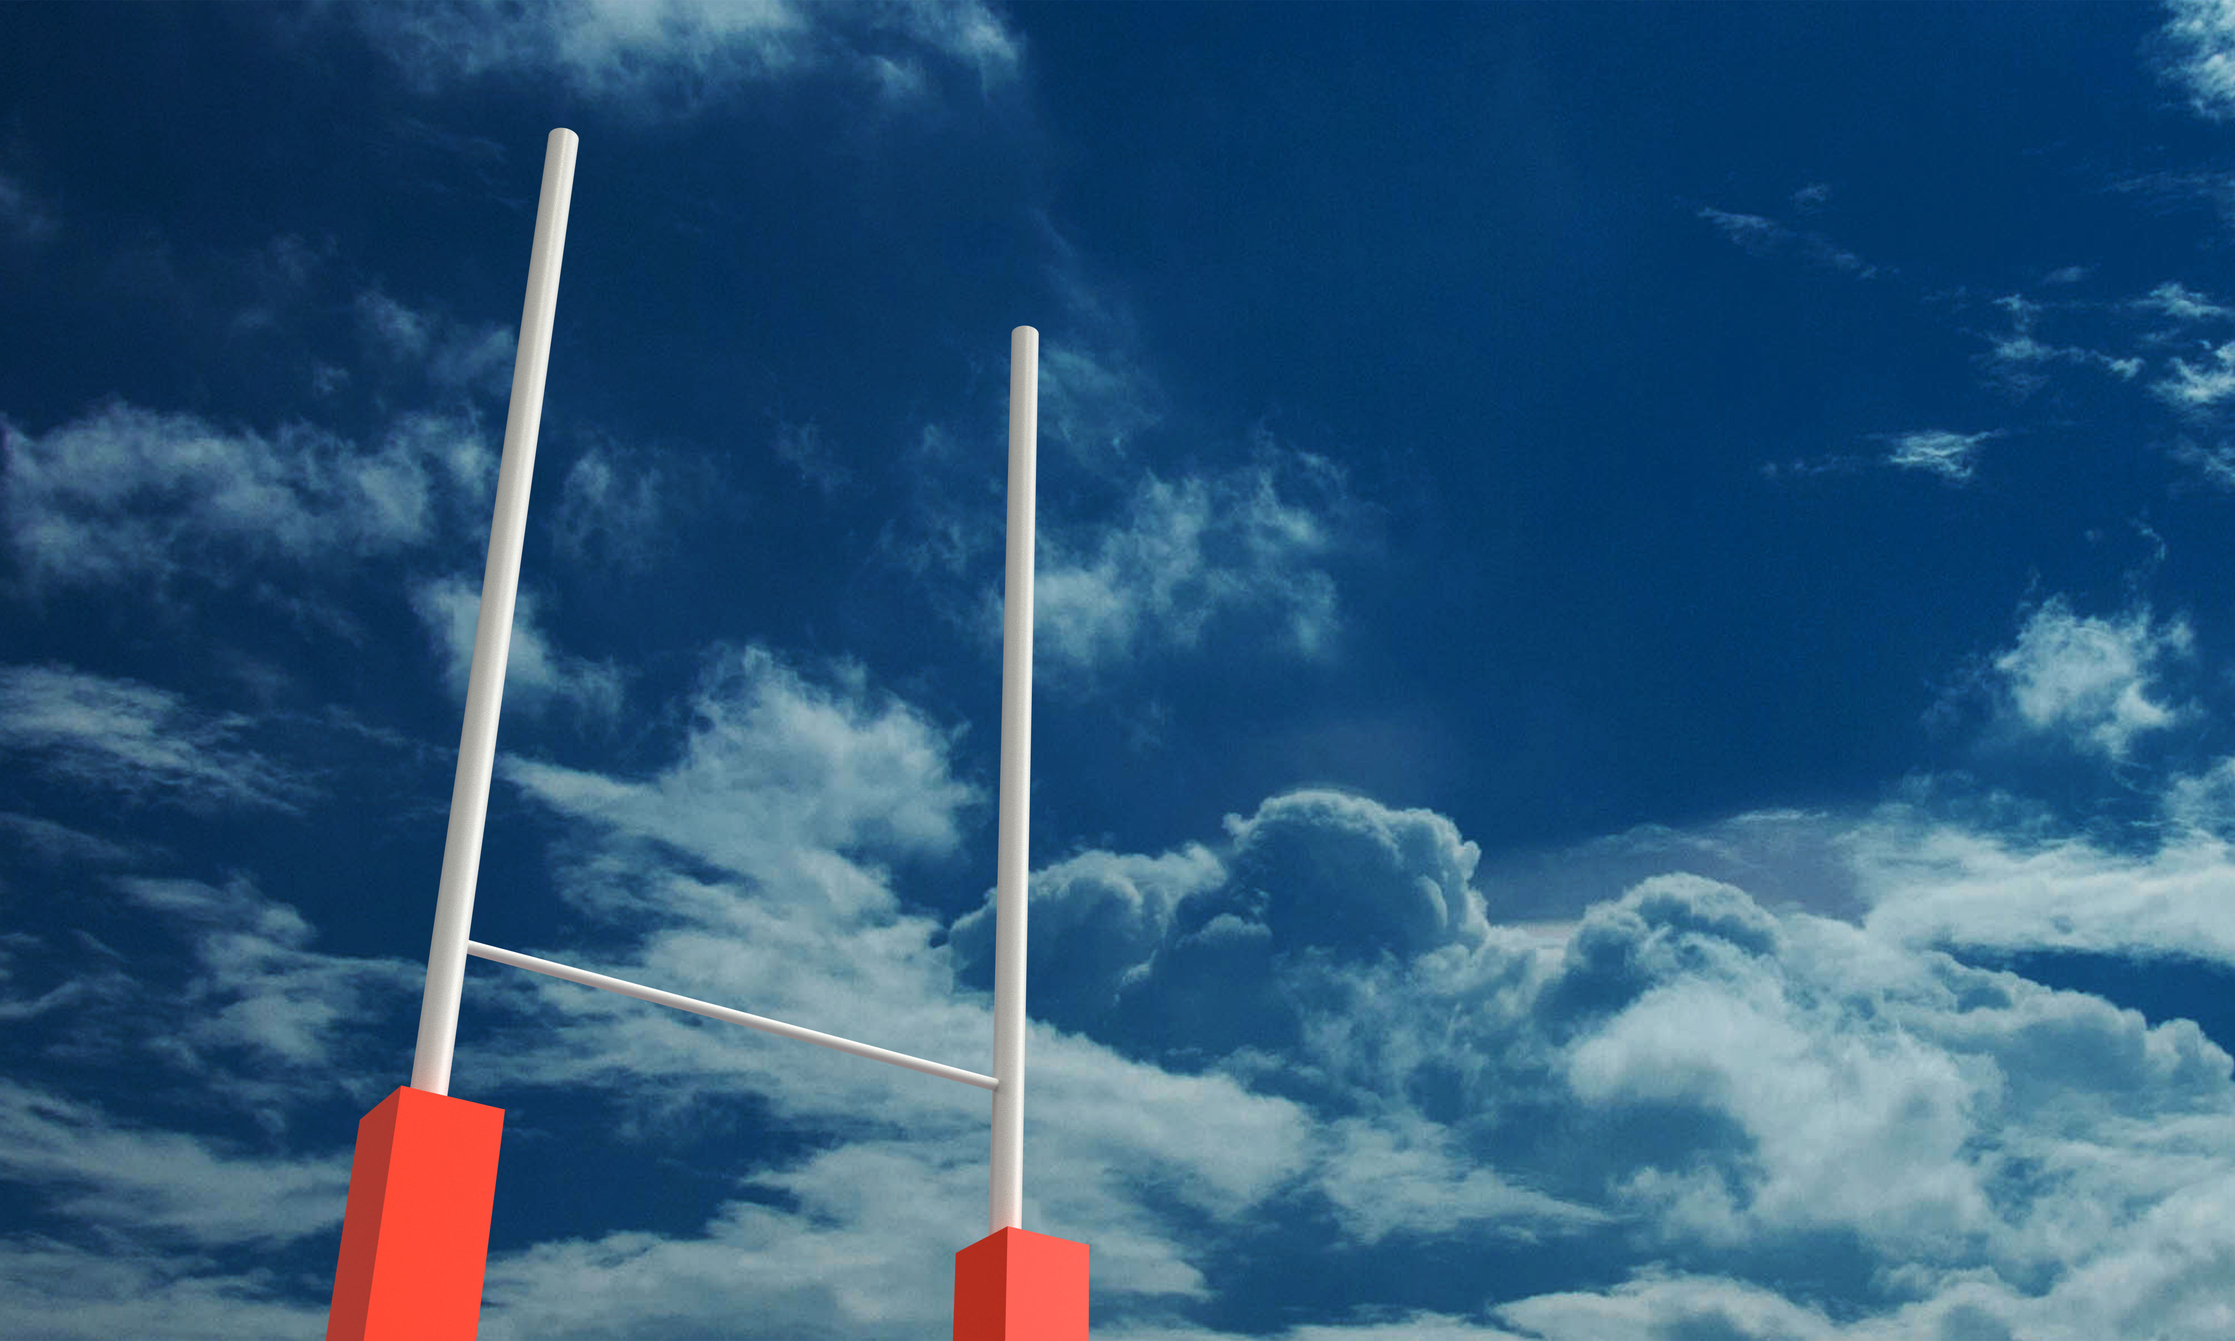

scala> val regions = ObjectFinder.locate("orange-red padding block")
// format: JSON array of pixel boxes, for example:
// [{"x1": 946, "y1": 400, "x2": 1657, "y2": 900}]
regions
[
  {"x1": 954, "y1": 1227, "x2": 1090, "y2": 1341},
  {"x1": 327, "y1": 1086, "x2": 505, "y2": 1341}
]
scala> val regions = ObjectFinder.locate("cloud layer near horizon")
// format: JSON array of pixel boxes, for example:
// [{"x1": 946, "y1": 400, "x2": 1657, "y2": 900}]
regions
[{"x1": 14, "y1": 642, "x2": 2235, "y2": 1339}]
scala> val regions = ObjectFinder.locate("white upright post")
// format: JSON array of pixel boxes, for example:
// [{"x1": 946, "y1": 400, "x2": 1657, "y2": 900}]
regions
[
  {"x1": 989, "y1": 326, "x2": 1038, "y2": 1233},
  {"x1": 410, "y1": 128, "x2": 579, "y2": 1096}
]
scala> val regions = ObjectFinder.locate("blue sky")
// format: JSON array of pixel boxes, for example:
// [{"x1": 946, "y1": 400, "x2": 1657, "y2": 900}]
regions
[{"x1": 8, "y1": 1, "x2": 2235, "y2": 1336}]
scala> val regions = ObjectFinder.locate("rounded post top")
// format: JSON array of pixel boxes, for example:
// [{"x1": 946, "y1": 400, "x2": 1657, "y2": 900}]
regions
[{"x1": 549, "y1": 127, "x2": 579, "y2": 149}]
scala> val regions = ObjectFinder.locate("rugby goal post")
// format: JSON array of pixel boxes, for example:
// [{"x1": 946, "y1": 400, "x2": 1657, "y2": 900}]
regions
[{"x1": 326, "y1": 129, "x2": 1085, "y2": 1341}]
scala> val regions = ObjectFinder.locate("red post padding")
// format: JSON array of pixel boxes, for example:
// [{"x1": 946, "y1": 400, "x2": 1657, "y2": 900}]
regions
[
  {"x1": 327, "y1": 1086, "x2": 505, "y2": 1341},
  {"x1": 955, "y1": 1227, "x2": 1090, "y2": 1341}
]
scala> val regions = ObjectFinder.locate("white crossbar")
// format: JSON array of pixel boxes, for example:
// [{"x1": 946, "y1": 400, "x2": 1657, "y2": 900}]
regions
[{"x1": 465, "y1": 940, "x2": 998, "y2": 1091}]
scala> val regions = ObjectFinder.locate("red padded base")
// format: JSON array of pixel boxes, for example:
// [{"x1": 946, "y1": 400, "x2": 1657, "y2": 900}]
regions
[
  {"x1": 954, "y1": 1226, "x2": 1090, "y2": 1341},
  {"x1": 327, "y1": 1086, "x2": 505, "y2": 1341}
]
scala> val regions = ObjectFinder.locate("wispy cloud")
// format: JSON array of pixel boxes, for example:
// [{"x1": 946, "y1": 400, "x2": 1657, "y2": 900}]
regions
[
  {"x1": 353, "y1": 291, "x2": 516, "y2": 396},
  {"x1": 1852, "y1": 803, "x2": 2235, "y2": 964},
  {"x1": 1696, "y1": 205, "x2": 1877, "y2": 277},
  {"x1": 1988, "y1": 597, "x2": 2192, "y2": 759},
  {"x1": 1883, "y1": 428, "x2": 1995, "y2": 482},
  {"x1": 501, "y1": 644, "x2": 977, "y2": 889},
  {"x1": 1039, "y1": 346, "x2": 1161, "y2": 467},
  {"x1": 0, "y1": 1240, "x2": 326, "y2": 1341},
  {"x1": 0, "y1": 665, "x2": 309, "y2": 811},
  {"x1": 354, "y1": 0, "x2": 1022, "y2": 110},
  {"x1": 2141, "y1": 280, "x2": 2232, "y2": 323},
  {"x1": 0, "y1": 1081, "x2": 350, "y2": 1249},
  {"x1": 411, "y1": 575, "x2": 627, "y2": 723},
  {"x1": 1033, "y1": 449, "x2": 1357, "y2": 677},
  {"x1": 121, "y1": 875, "x2": 420, "y2": 1075},
  {"x1": 770, "y1": 420, "x2": 853, "y2": 494},
  {"x1": 1984, "y1": 294, "x2": 2144, "y2": 391},
  {"x1": 2156, "y1": 339, "x2": 2235, "y2": 408},
  {"x1": 2159, "y1": 0, "x2": 2235, "y2": 120},
  {"x1": 550, "y1": 437, "x2": 677, "y2": 572},
  {"x1": 0, "y1": 403, "x2": 494, "y2": 595}
]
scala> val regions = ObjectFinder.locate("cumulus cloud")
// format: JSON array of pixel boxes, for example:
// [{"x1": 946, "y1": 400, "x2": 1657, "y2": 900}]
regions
[
  {"x1": 412, "y1": 575, "x2": 627, "y2": 722},
  {"x1": 1034, "y1": 451, "x2": 1355, "y2": 676},
  {"x1": 952, "y1": 789, "x2": 1490, "y2": 1055},
  {"x1": 355, "y1": 0, "x2": 1021, "y2": 109},
  {"x1": 0, "y1": 402, "x2": 494, "y2": 594},
  {"x1": 19, "y1": 642, "x2": 2235, "y2": 1339},
  {"x1": 955, "y1": 785, "x2": 2235, "y2": 1337},
  {"x1": 1987, "y1": 598, "x2": 2192, "y2": 758},
  {"x1": 0, "y1": 665, "x2": 309, "y2": 811},
  {"x1": 432, "y1": 664, "x2": 1347, "y2": 1338},
  {"x1": 11, "y1": 609, "x2": 2235, "y2": 1341}
]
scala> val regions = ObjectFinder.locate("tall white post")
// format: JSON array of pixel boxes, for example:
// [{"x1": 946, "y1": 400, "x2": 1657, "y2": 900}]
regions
[
  {"x1": 410, "y1": 128, "x2": 579, "y2": 1096},
  {"x1": 989, "y1": 326, "x2": 1038, "y2": 1233}
]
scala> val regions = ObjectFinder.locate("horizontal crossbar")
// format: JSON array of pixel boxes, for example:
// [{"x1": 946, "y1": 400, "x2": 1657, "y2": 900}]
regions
[{"x1": 465, "y1": 940, "x2": 999, "y2": 1091}]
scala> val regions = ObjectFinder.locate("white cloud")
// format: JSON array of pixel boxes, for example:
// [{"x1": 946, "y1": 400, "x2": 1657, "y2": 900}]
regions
[
  {"x1": 1473, "y1": 807, "x2": 1864, "y2": 925},
  {"x1": 1034, "y1": 452, "x2": 1354, "y2": 675},
  {"x1": 355, "y1": 0, "x2": 1021, "y2": 108},
  {"x1": 0, "y1": 402, "x2": 494, "y2": 594},
  {"x1": 1696, "y1": 206, "x2": 1875, "y2": 276},
  {"x1": 0, "y1": 1081, "x2": 350, "y2": 1249},
  {"x1": 0, "y1": 665, "x2": 308, "y2": 811},
  {"x1": 1039, "y1": 346, "x2": 1160, "y2": 465},
  {"x1": 1884, "y1": 428, "x2": 1994, "y2": 482},
  {"x1": 2161, "y1": 0, "x2": 2235, "y2": 120},
  {"x1": 121, "y1": 875, "x2": 419, "y2": 1074},
  {"x1": 1496, "y1": 1273, "x2": 1841, "y2": 1341},
  {"x1": 0, "y1": 811, "x2": 155, "y2": 868},
  {"x1": 552, "y1": 439, "x2": 672, "y2": 570},
  {"x1": 0, "y1": 1238, "x2": 326, "y2": 1341},
  {"x1": 353, "y1": 290, "x2": 516, "y2": 395},
  {"x1": 1698, "y1": 207, "x2": 1785, "y2": 252},
  {"x1": 500, "y1": 644, "x2": 977, "y2": 892},
  {"x1": 1986, "y1": 294, "x2": 2144, "y2": 390},
  {"x1": 25, "y1": 635, "x2": 2235, "y2": 1338},
  {"x1": 14, "y1": 757, "x2": 2235, "y2": 1341},
  {"x1": 1987, "y1": 598, "x2": 2192, "y2": 758},
  {"x1": 1315, "y1": 1114, "x2": 1606, "y2": 1243},
  {"x1": 2156, "y1": 339, "x2": 2235, "y2": 408},
  {"x1": 443, "y1": 696, "x2": 1547, "y2": 1338},
  {"x1": 2171, "y1": 438, "x2": 2235, "y2": 488},
  {"x1": 1850, "y1": 809, "x2": 2235, "y2": 965},
  {"x1": 2142, "y1": 280, "x2": 2232, "y2": 323},
  {"x1": 412, "y1": 575, "x2": 627, "y2": 722},
  {"x1": 770, "y1": 420, "x2": 852, "y2": 494}
]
